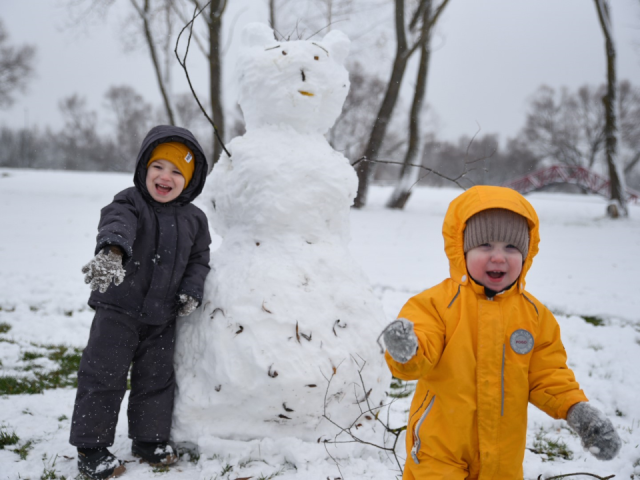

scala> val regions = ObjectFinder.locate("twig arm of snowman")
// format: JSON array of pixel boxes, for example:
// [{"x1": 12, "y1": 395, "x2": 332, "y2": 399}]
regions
[{"x1": 174, "y1": 1, "x2": 231, "y2": 158}]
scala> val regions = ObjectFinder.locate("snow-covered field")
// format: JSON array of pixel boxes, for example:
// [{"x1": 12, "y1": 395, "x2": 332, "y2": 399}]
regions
[{"x1": 0, "y1": 167, "x2": 639, "y2": 479}]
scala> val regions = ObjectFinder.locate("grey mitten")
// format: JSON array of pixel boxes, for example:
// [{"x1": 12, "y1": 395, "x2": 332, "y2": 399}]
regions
[
  {"x1": 566, "y1": 402, "x2": 621, "y2": 460},
  {"x1": 82, "y1": 247, "x2": 125, "y2": 293},
  {"x1": 382, "y1": 318, "x2": 419, "y2": 363},
  {"x1": 177, "y1": 294, "x2": 199, "y2": 317}
]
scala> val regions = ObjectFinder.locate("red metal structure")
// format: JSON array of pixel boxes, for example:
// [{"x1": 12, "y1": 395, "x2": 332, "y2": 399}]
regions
[{"x1": 502, "y1": 165, "x2": 639, "y2": 202}]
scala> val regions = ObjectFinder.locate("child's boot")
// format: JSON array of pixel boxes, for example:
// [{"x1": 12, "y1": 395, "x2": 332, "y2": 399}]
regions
[
  {"x1": 131, "y1": 440, "x2": 179, "y2": 466},
  {"x1": 77, "y1": 447, "x2": 126, "y2": 479}
]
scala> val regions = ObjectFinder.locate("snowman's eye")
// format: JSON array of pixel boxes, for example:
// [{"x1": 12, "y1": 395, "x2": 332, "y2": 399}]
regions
[
  {"x1": 314, "y1": 56, "x2": 319, "y2": 60},
  {"x1": 282, "y1": 50, "x2": 287, "y2": 56}
]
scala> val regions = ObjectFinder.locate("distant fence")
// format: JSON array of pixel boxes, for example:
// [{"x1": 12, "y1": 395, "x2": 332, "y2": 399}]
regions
[{"x1": 503, "y1": 165, "x2": 639, "y2": 202}]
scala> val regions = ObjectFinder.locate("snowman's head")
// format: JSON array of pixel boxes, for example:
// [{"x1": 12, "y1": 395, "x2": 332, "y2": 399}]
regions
[{"x1": 236, "y1": 23, "x2": 350, "y2": 134}]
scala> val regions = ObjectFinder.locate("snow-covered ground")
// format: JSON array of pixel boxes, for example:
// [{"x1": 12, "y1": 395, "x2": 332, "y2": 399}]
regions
[{"x1": 0, "y1": 167, "x2": 639, "y2": 479}]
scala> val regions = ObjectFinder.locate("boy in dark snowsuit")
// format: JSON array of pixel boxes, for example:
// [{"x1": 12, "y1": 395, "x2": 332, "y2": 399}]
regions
[{"x1": 69, "y1": 125, "x2": 211, "y2": 479}]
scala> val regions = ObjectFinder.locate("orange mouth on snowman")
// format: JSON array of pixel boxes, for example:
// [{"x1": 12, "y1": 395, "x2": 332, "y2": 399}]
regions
[{"x1": 298, "y1": 90, "x2": 314, "y2": 96}]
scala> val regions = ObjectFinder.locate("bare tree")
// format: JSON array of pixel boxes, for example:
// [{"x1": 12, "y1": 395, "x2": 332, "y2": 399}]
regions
[
  {"x1": 353, "y1": 0, "x2": 450, "y2": 208},
  {"x1": 104, "y1": 85, "x2": 153, "y2": 170},
  {"x1": 618, "y1": 80, "x2": 640, "y2": 176},
  {"x1": 518, "y1": 80, "x2": 640, "y2": 189},
  {"x1": 386, "y1": 0, "x2": 451, "y2": 209},
  {"x1": 0, "y1": 19, "x2": 36, "y2": 109},
  {"x1": 594, "y1": 0, "x2": 628, "y2": 217},
  {"x1": 329, "y1": 62, "x2": 388, "y2": 163},
  {"x1": 170, "y1": 0, "x2": 227, "y2": 169},
  {"x1": 56, "y1": 94, "x2": 111, "y2": 171},
  {"x1": 521, "y1": 85, "x2": 605, "y2": 169},
  {"x1": 128, "y1": 0, "x2": 177, "y2": 124}
]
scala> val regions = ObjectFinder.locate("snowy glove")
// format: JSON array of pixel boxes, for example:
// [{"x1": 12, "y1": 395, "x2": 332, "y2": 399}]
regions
[
  {"x1": 382, "y1": 318, "x2": 419, "y2": 364},
  {"x1": 177, "y1": 294, "x2": 199, "y2": 317},
  {"x1": 82, "y1": 247, "x2": 125, "y2": 293},
  {"x1": 566, "y1": 402, "x2": 621, "y2": 460}
]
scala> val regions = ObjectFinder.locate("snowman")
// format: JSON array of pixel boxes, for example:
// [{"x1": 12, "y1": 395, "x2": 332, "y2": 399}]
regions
[{"x1": 172, "y1": 23, "x2": 391, "y2": 444}]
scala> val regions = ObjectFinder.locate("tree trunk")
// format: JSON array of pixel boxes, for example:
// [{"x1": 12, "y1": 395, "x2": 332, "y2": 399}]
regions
[
  {"x1": 594, "y1": 0, "x2": 628, "y2": 217},
  {"x1": 387, "y1": 0, "x2": 432, "y2": 209},
  {"x1": 208, "y1": 0, "x2": 225, "y2": 170},
  {"x1": 133, "y1": 0, "x2": 176, "y2": 125},
  {"x1": 269, "y1": 0, "x2": 277, "y2": 32},
  {"x1": 353, "y1": 0, "x2": 409, "y2": 209}
]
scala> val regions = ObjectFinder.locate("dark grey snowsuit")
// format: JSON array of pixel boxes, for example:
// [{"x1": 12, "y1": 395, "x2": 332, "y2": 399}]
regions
[{"x1": 70, "y1": 125, "x2": 211, "y2": 448}]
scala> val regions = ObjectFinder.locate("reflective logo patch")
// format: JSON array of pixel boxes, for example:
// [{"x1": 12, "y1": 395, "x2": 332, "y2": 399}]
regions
[{"x1": 510, "y1": 329, "x2": 534, "y2": 355}]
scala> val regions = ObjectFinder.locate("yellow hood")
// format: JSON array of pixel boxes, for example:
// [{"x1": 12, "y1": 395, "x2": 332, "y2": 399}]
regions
[{"x1": 443, "y1": 185, "x2": 540, "y2": 293}]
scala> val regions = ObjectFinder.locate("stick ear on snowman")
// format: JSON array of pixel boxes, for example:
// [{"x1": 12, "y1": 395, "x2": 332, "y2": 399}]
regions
[{"x1": 241, "y1": 22, "x2": 350, "y2": 66}]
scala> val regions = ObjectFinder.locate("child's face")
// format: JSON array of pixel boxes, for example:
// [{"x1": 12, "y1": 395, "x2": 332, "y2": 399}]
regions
[
  {"x1": 465, "y1": 241, "x2": 524, "y2": 292},
  {"x1": 146, "y1": 159, "x2": 186, "y2": 203}
]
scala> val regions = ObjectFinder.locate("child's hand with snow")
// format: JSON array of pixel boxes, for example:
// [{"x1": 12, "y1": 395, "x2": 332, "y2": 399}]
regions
[
  {"x1": 177, "y1": 294, "x2": 199, "y2": 317},
  {"x1": 82, "y1": 247, "x2": 125, "y2": 293},
  {"x1": 382, "y1": 318, "x2": 418, "y2": 363},
  {"x1": 566, "y1": 402, "x2": 621, "y2": 460}
]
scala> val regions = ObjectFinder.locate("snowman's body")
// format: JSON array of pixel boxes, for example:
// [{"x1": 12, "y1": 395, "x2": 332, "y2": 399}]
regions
[{"x1": 172, "y1": 24, "x2": 390, "y2": 443}]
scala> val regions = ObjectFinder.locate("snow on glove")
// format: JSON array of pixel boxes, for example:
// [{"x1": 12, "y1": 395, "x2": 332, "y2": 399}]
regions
[
  {"x1": 382, "y1": 318, "x2": 419, "y2": 364},
  {"x1": 566, "y1": 402, "x2": 621, "y2": 460},
  {"x1": 177, "y1": 294, "x2": 199, "y2": 317},
  {"x1": 82, "y1": 247, "x2": 125, "y2": 293}
]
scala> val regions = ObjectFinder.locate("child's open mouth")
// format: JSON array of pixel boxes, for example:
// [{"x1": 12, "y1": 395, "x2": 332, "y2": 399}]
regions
[
  {"x1": 487, "y1": 271, "x2": 505, "y2": 280},
  {"x1": 156, "y1": 184, "x2": 172, "y2": 195}
]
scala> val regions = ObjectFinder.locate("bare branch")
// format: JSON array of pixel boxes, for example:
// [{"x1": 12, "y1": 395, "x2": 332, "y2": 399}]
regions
[
  {"x1": 351, "y1": 156, "x2": 473, "y2": 189},
  {"x1": 320, "y1": 360, "x2": 405, "y2": 473},
  {"x1": 537, "y1": 472, "x2": 615, "y2": 480},
  {"x1": 174, "y1": 1, "x2": 231, "y2": 158}
]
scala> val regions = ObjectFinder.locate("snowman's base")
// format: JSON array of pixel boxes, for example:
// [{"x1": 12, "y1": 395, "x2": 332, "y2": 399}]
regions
[{"x1": 172, "y1": 427, "x2": 403, "y2": 479}]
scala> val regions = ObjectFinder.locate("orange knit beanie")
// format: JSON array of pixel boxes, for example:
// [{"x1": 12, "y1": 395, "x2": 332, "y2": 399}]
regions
[{"x1": 147, "y1": 142, "x2": 195, "y2": 187}]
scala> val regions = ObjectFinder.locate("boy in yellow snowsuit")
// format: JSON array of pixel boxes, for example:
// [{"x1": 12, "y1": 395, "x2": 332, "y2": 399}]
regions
[{"x1": 382, "y1": 186, "x2": 621, "y2": 479}]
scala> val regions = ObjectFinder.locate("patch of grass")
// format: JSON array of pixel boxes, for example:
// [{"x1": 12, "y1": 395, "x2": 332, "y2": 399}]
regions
[
  {"x1": 0, "y1": 427, "x2": 20, "y2": 449},
  {"x1": 530, "y1": 429, "x2": 573, "y2": 461},
  {"x1": 220, "y1": 464, "x2": 233, "y2": 475},
  {"x1": 257, "y1": 467, "x2": 285, "y2": 480},
  {"x1": 615, "y1": 409, "x2": 624, "y2": 417},
  {"x1": 582, "y1": 315, "x2": 605, "y2": 327},
  {"x1": 0, "y1": 344, "x2": 83, "y2": 395},
  {"x1": 388, "y1": 377, "x2": 416, "y2": 399},
  {"x1": 0, "y1": 322, "x2": 11, "y2": 334},
  {"x1": 41, "y1": 454, "x2": 66, "y2": 480},
  {"x1": 0, "y1": 376, "x2": 43, "y2": 395},
  {"x1": 14, "y1": 440, "x2": 33, "y2": 460},
  {"x1": 23, "y1": 351, "x2": 45, "y2": 361},
  {"x1": 58, "y1": 415, "x2": 68, "y2": 422},
  {"x1": 152, "y1": 465, "x2": 171, "y2": 473}
]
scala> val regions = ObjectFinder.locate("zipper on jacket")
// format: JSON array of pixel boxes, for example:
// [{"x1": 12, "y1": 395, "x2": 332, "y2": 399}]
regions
[
  {"x1": 501, "y1": 344, "x2": 505, "y2": 416},
  {"x1": 411, "y1": 395, "x2": 436, "y2": 464}
]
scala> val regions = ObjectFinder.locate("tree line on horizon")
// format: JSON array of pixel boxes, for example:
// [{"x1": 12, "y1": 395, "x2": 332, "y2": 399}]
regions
[{"x1": 1, "y1": 1, "x2": 639, "y2": 207}]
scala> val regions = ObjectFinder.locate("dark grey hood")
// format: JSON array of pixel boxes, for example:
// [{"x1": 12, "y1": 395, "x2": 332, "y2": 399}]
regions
[{"x1": 133, "y1": 125, "x2": 208, "y2": 206}]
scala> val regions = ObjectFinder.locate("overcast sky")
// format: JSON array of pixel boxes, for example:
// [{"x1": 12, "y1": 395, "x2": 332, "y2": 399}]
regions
[{"x1": 2, "y1": 0, "x2": 640, "y2": 143}]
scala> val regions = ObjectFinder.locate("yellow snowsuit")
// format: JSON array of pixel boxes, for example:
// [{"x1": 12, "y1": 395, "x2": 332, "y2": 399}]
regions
[{"x1": 386, "y1": 186, "x2": 588, "y2": 480}]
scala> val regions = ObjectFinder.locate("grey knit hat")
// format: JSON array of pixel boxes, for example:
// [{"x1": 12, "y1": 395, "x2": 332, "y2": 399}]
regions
[{"x1": 463, "y1": 209, "x2": 529, "y2": 258}]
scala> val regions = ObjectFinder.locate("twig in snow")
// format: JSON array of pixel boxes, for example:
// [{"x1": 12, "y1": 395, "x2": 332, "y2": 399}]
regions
[
  {"x1": 538, "y1": 473, "x2": 615, "y2": 480},
  {"x1": 320, "y1": 358, "x2": 406, "y2": 473}
]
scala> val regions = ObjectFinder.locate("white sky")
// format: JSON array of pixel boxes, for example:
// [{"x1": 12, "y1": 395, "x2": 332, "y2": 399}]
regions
[{"x1": 2, "y1": 0, "x2": 640, "y2": 143}]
